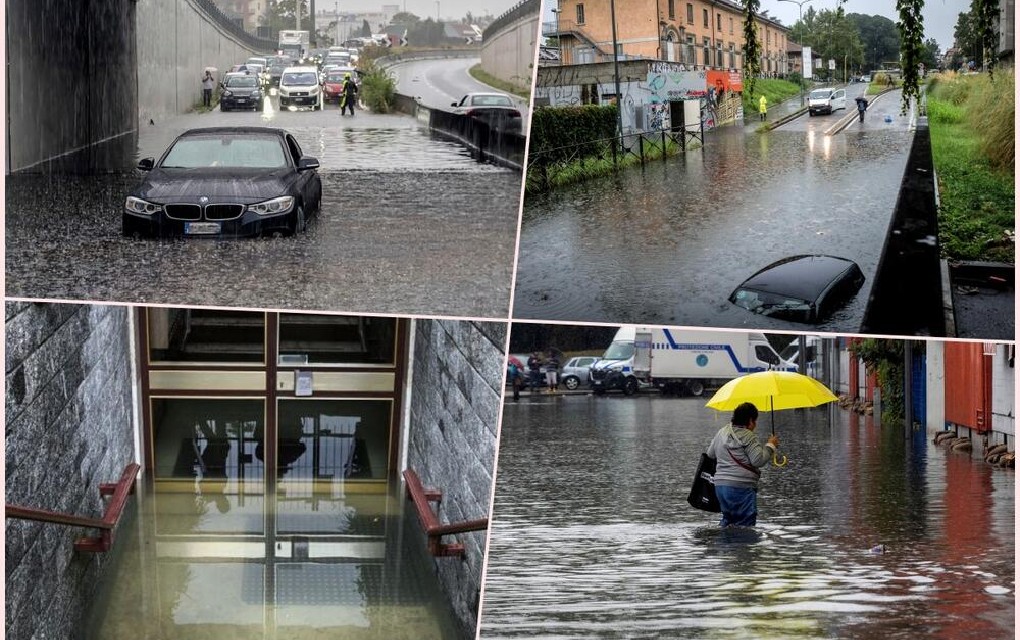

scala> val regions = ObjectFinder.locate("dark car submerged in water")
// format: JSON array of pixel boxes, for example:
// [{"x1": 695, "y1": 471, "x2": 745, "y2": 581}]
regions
[
  {"x1": 123, "y1": 127, "x2": 322, "y2": 238},
  {"x1": 729, "y1": 255, "x2": 865, "y2": 324}
]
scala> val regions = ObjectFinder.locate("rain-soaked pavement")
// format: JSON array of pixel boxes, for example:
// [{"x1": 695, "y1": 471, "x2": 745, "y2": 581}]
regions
[
  {"x1": 513, "y1": 89, "x2": 915, "y2": 332},
  {"x1": 390, "y1": 57, "x2": 530, "y2": 115},
  {"x1": 480, "y1": 395, "x2": 1015, "y2": 639},
  {"x1": 6, "y1": 90, "x2": 521, "y2": 317}
]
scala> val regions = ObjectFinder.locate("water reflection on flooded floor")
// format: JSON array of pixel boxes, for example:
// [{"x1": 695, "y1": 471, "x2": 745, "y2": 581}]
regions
[
  {"x1": 480, "y1": 396, "x2": 1015, "y2": 639},
  {"x1": 86, "y1": 488, "x2": 464, "y2": 640},
  {"x1": 513, "y1": 126, "x2": 913, "y2": 331}
]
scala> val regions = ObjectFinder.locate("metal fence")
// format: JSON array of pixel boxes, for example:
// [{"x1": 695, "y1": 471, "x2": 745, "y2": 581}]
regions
[
  {"x1": 483, "y1": 0, "x2": 541, "y2": 40},
  {"x1": 191, "y1": 0, "x2": 279, "y2": 52}
]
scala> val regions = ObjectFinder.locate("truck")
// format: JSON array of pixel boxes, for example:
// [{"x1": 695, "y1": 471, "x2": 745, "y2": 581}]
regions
[
  {"x1": 589, "y1": 326, "x2": 796, "y2": 396},
  {"x1": 278, "y1": 30, "x2": 310, "y2": 60}
]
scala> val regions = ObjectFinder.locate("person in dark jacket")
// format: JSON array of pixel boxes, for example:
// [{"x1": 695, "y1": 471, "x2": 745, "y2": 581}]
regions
[
  {"x1": 855, "y1": 96, "x2": 869, "y2": 122},
  {"x1": 340, "y1": 73, "x2": 358, "y2": 116},
  {"x1": 706, "y1": 402, "x2": 779, "y2": 527}
]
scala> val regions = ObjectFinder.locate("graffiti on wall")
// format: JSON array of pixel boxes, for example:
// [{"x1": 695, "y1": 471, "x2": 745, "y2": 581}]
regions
[{"x1": 647, "y1": 68, "x2": 707, "y2": 101}]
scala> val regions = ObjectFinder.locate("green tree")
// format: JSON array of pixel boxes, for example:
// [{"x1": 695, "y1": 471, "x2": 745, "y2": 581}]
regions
[
  {"x1": 742, "y1": 0, "x2": 762, "y2": 97},
  {"x1": 789, "y1": 5, "x2": 865, "y2": 81},
  {"x1": 920, "y1": 37, "x2": 940, "y2": 71},
  {"x1": 954, "y1": 10, "x2": 981, "y2": 64},
  {"x1": 260, "y1": 0, "x2": 311, "y2": 32},
  {"x1": 848, "y1": 13, "x2": 901, "y2": 72},
  {"x1": 390, "y1": 11, "x2": 421, "y2": 26},
  {"x1": 360, "y1": 19, "x2": 372, "y2": 37}
]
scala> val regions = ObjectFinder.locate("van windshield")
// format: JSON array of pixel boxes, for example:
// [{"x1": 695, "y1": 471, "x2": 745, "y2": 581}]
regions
[
  {"x1": 809, "y1": 89, "x2": 832, "y2": 99},
  {"x1": 603, "y1": 341, "x2": 635, "y2": 361}
]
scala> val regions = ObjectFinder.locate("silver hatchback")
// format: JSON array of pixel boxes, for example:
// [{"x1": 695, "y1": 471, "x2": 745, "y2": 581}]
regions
[{"x1": 559, "y1": 356, "x2": 600, "y2": 390}]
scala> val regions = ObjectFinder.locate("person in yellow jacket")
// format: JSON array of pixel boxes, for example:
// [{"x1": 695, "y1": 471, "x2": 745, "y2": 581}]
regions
[{"x1": 758, "y1": 94, "x2": 768, "y2": 121}]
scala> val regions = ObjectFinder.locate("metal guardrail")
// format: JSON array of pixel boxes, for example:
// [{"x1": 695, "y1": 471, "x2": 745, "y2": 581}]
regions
[
  {"x1": 483, "y1": 0, "x2": 541, "y2": 40},
  {"x1": 6, "y1": 463, "x2": 141, "y2": 553},
  {"x1": 190, "y1": 0, "x2": 278, "y2": 52},
  {"x1": 402, "y1": 469, "x2": 488, "y2": 558}
]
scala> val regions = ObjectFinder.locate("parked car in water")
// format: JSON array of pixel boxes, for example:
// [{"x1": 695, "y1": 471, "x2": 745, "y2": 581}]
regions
[
  {"x1": 219, "y1": 75, "x2": 265, "y2": 111},
  {"x1": 560, "y1": 356, "x2": 599, "y2": 390},
  {"x1": 728, "y1": 255, "x2": 866, "y2": 324},
  {"x1": 123, "y1": 127, "x2": 322, "y2": 238},
  {"x1": 808, "y1": 87, "x2": 847, "y2": 115},
  {"x1": 450, "y1": 92, "x2": 523, "y2": 133},
  {"x1": 267, "y1": 61, "x2": 294, "y2": 88},
  {"x1": 278, "y1": 66, "x2": 322, "y2": 109}
]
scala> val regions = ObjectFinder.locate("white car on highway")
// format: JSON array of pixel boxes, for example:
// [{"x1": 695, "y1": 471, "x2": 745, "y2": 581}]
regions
[{"x1": 278, "y1": 66, "x2": 321, "y2": 110}]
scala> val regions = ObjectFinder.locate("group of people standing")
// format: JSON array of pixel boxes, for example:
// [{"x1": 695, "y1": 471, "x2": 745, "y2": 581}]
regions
[{"x1": 507, "y1": 352, "x2": 560, "y2": 401}]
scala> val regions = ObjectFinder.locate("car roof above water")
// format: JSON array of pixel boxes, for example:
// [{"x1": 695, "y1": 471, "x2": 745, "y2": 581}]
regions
[{"x1": 737, "y1": 255, "x2": 860, "y2": 301}]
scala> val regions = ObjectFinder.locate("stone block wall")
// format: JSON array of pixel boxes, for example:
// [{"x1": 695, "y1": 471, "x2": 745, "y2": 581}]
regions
[
  {"x1": 5, "y1": 302, "x2": 137, "y2": 640},
  {"x1": 407, "y1": 319, "x2": 507, "y2": 638}
]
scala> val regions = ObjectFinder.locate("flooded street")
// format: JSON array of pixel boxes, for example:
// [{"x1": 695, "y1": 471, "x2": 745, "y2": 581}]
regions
[
  {"x1": 480, "y1": 396, "x2": 1015, "y2": 639},
  {"x1": 513, "y1": 100, "x2": 914, "y2": 331},
  {"x1": 6, "y1": 98, "x2": 519, "y2": 317}
]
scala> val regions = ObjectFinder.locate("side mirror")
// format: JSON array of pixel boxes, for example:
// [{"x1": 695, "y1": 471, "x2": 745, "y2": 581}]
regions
[
  {"x1": 297, "y1": 157, "x2": 320, "y2": 171},
  {"x1": 137, "y1": 157, "x2": 155, "y2": 171}
]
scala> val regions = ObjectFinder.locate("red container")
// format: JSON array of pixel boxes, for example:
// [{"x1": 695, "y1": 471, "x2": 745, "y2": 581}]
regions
[{"x1": 944, "y1": 342, "x2": 992, "y2": 431}]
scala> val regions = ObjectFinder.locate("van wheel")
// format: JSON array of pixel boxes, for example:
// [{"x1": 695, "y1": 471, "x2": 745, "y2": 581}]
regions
[
  {"x1": 686, "y1": 380, "x2": 705, "y2": 397},
  {"x1": 623, "y1": 378, "x2": 638, "y2": 396}
]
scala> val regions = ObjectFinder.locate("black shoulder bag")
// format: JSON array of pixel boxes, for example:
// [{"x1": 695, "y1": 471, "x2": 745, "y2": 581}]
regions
[{"x1": 686, "y1": 453, "x2": 721, "y2": 512}]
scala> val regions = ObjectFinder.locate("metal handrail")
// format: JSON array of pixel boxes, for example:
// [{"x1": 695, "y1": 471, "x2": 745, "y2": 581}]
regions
[
  {"x1": 6, "y1": 462, "x2": 140, "y2": 553},
  {"x1": 402, "y1": 469, "x2": 488, "y2": 557}
]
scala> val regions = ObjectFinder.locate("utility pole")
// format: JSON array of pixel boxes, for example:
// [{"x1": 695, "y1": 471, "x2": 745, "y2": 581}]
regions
[
  {"x1": 335, "y1": 1, "x2": 340, "y2": 45},
  {"x1": 610, "y1": 0, "x2": 623, "y2": 145}
]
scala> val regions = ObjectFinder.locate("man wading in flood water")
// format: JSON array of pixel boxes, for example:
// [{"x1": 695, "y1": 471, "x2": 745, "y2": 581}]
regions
[{"x1": 706, "y1": 402, "x2": 779, "y2": 527}]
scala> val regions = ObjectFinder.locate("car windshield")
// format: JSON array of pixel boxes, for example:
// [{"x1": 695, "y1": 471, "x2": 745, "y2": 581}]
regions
[
  {"x1": 161, "y1": 134, "x2": 287, "y2": 169},
  {"x1": 809, "y1": 89, "x2": 832, "y2": 99},
  {"x1": 731, "y1": 288, "x2": 813, "y2": 317},
  {"x1": 470, "y1": 95, "x2": 513, "y2": 107},
  {"x1": 282, "y1": 72, "x2": 317, "y2": 86},
  {"x1": 602, "y1": 341, "x2": 635, "y2": 361},
  {"x1": 326, "y1": 73, "x2": 346, "y2": 82},
  {"x1": 226, "y1": 77, "x2": 258, "y2": 88}
]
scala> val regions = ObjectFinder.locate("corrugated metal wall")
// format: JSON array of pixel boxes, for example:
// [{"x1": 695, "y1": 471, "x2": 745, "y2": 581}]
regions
[{"x1": 944, "y1": 342, "x2": 992, "y2": 431}]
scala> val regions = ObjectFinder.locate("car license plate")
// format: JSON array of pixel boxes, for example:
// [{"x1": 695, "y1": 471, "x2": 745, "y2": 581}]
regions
[{"x1": 185, "y1": 222, "x2": 221, "y2": 235}]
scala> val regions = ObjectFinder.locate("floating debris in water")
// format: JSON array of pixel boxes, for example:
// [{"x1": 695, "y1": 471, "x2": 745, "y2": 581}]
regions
[{"x1": 869, "y1": 544, "x2": 886, "y2": 554}]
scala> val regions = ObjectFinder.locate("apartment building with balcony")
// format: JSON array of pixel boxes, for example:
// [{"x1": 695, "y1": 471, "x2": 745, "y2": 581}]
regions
[{"x1": 545, "y1": 0, "x2": 789, "y2": 74}]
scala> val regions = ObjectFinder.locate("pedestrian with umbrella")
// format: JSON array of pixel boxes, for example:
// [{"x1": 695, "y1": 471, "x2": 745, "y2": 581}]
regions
[
  {"x1": 855, "y1": 96, "x2": 869, "y2": 123},
  {"x1": 701, "y1": 370, "x2": 839, "y2": 527}
]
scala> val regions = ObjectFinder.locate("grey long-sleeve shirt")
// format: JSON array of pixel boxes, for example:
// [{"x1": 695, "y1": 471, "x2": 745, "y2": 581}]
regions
[{"x1": 706, "y1": 424, "x2": 775, "y2": 489}]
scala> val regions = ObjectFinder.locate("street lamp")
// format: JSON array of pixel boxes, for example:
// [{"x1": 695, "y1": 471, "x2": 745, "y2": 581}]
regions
[
  {"x1": 777, "y1": 0, "x2": 814, "y2": 24},
  {"x1": 436, "y1": 1, "x2": 440, "y2": 22}
]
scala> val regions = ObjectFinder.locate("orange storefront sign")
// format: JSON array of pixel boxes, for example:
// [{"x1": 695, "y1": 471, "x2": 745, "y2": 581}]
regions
[{"x1": 706, "y1": 70, "x2": 743, "y2": 94}]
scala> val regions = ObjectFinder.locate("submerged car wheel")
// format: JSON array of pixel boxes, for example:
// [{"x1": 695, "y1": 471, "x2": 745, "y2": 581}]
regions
[
  {"x1": 291, "y1": 205, "x2": 307, "y2": 235},
  {"x1": 686, "y1": 380, "x2": 705, "y2": 397},
  {"x1": 562, "y1": 376, "x2": 580, "y2": 391}
]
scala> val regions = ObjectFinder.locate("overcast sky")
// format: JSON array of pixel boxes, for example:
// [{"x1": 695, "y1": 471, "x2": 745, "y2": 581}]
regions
[{"x1": 761, "y1": 0, "x2": 967, "y2": 51}]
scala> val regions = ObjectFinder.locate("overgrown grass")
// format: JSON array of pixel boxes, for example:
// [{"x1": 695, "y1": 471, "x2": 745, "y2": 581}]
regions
[
  {"x1": 469, "y1": 64, "x2": 531, "y2": 99},
  {"x1": 742, "y1": 78, "x2": 803, "y2": 116},
  {"x1": 359, "y1": 62, "x2": 396, "y2": 113},
  {"x1": 927, "y1": 70, "x2": 1014, "y2": 262},
  {"x1": 525, "y1": 137, "x2": 694, "y2": 193}
]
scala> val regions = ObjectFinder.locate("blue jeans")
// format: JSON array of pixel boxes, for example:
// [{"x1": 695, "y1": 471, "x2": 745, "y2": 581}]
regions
[{"x1": 715, "y1": 484, "x2": 757, "y2": 527}]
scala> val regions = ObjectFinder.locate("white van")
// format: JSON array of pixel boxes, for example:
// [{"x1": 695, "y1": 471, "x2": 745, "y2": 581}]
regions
[
  {"x1": 808, "y1": 87, "x2": 847, "y2": 116},
  {"x1": 278, "y1": 66, "x2": 321, "y2": 109}
]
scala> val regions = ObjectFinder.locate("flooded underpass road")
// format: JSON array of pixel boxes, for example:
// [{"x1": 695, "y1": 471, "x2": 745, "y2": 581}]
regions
[
  {"x1": 513, "y1": 93, "x2": 913, "y2": 331},
  {"x1": 480, "y1": 396, "x2": 1015, "y2": 639},
  {"x1": 6, "y1": 101, "x2": 519, "y2": 317}
]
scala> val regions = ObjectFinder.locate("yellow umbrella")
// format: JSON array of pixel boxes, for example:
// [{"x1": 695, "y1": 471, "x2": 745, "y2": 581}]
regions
[{"x1": 706, "y1": 370, "x2": 838, "y2": 466}]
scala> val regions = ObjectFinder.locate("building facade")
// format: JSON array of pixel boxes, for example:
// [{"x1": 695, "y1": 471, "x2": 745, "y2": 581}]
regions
[{"x1": 546, "y1": 0, "x2": 789, "y2": 74}]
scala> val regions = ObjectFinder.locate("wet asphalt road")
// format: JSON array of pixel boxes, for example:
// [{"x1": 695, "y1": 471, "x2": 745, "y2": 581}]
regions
[
  {"x1": 389, "y1": 57, "x2": 530, "y2": 115},
  {"x1": 512, "y1": 89, "x2": 915, "y2": 332},
  {"x1": 6, "y1": 93, "x2": 521, "y2": 317}
]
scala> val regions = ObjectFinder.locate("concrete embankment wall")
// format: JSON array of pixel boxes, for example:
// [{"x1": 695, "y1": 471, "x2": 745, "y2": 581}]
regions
[
  {"x1": 406, "y1": 319, "x2": 506, "y2": 638},
  {"x1": 136, "y1": 0, "x2": 262, "y2": 124},
  {"x1": 6, "y1": 0, "x2": 138, "y2": 173},
  {"x1": 5, "y1": 303, "x2": 137, "y2": 640},
  {"x1": 480, "y1": 0, "x2": 540, "y2": 91}
]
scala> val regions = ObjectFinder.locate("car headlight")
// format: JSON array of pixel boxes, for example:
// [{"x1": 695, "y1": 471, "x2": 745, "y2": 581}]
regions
[
  {"x1": 125, "y1": 196, "x2": 163, "y2": 215},
  {"x1": 223, "y1": 90, "x2": 233, "y2": 97},
  {"x1": 247, "y1": 196, "x2": 294, "y2": 216},
  {"x1": 252, "y1": 91, "x2": 262, "y2": 98}
]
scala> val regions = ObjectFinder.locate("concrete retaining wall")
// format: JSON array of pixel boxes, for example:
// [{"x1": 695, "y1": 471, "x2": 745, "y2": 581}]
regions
[
  {"x1": 4, "y1": 302, "x2": 137, "y2": 640},
  {"x1": 480, "y1": 11, "x2": 539, "y2": 90},
  {"x1": 406, "y1": 319, "x2": 506, "y2": 638},
  {"x1": 6, "y1": 0, "x2": 138, "y2": 173},
  {"x1": 136, "y1": 0, "x2": 262, "y2": 124}
]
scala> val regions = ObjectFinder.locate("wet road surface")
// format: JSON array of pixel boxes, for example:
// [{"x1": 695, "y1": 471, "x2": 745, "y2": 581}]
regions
[
  {"x1": 513, "y1": 93, "x2": 913, "y2": 331},
  {"x1": 480, "y1": 395, "x2": 1015, "y2": 639},
  {"x1": 390, "y1": 57, "x2": 530, "y2": 114},
  {"x1": 6, "y1": 95, "x2": 521, "y2": 317}
]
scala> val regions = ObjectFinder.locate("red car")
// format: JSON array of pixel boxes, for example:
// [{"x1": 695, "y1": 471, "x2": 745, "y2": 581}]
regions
[{"x1": 322, "y1": 69, "x2": 356, "y2": 104}]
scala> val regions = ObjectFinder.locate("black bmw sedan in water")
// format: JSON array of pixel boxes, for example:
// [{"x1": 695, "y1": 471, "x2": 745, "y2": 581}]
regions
[{"x1": 123, "y1": 127, "x2": 322, "y2": 238}]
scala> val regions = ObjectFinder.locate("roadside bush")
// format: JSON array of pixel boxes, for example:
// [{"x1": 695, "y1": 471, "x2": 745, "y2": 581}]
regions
[
  {"x1": 967, "y1": 71, "x2": 1014, "y2": 171},
  {"x1": 359, "y1": 63, "x2": 396, "y2": 113},
  {"x1": 926, "y1": 99, "x2": 964, "y2": 125},
  {"x1": 528, "y1": 105, "x2": 618, "y2": 163}
]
